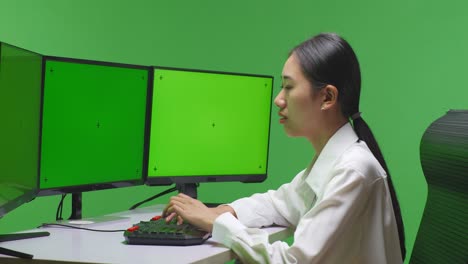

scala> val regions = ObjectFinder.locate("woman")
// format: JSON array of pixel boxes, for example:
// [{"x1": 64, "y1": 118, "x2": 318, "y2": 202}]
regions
[{"x1": 163, "y1": 33, "x2": 406, "y2": 263}]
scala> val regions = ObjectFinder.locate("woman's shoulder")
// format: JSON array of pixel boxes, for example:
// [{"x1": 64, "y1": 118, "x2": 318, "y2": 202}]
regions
[{"x1": 335, "y1": 140, "x2": 387, "y2": 181}]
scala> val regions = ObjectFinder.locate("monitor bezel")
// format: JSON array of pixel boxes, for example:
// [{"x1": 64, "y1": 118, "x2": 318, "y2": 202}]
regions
[
  {"x1": 37, "y1": 56, "x2": 152, "y2": 196},
  {"x1": 144, "y1": 66, "x2": 273, "y2": 186}
]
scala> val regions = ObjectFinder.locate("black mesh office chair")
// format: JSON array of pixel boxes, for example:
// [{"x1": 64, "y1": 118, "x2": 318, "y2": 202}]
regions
[{"x1": 410, "y1": 110, "x2": 468, "y2": 264}]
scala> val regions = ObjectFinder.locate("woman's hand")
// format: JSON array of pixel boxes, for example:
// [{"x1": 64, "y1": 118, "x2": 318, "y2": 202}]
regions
[{"x1": 162, "y1": 193, "x2": 221, "y2": 232}]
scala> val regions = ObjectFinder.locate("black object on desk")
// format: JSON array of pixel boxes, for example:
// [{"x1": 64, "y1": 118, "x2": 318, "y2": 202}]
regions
[
  {"x1": 0, "y1": 231, "x2": 50, "y2": 259},
  {"x1": 124, "y1": 217, "x2": 210, "y2": 246}
]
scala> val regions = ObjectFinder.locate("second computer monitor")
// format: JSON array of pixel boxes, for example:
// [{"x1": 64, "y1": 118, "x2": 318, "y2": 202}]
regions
[
  {"x1": 146, "y1": 67, "x2": 273, "y2": 192},
  {"x1": 38, "y1": 57, "x2": 150, "y2": 195}
]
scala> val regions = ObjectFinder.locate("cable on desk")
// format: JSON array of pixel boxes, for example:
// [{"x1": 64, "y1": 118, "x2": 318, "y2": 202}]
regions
[
  {"x1": 38, "y1": 223, "x2": 126, "y2": 232},
  {"x1": 56, "y1": 194, "x2": 67, "y2": 221},
  {"x1": 129, "y1": 186, "x2": 177, "y2": 210}
]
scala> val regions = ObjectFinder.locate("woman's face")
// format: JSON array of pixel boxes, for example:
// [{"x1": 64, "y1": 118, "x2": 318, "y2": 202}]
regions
[{"x1": 274, "y1": 54, "x2": 323, "y2": 138}]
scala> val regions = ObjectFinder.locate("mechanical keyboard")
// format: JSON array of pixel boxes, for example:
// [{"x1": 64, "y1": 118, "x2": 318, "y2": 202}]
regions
[{"x1": 124, "y1": 216, "x2": 211, "y2": 246}]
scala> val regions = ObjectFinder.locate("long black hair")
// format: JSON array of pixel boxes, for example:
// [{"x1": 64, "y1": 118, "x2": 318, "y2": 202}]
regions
[{"x1": 291, "y1": 33, "x2": 406, "y2": 260}]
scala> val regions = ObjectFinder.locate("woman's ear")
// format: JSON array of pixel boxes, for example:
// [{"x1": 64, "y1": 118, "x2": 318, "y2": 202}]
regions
[{"x1": 320, "y1": 85, "x2": 339, "y2": 110}]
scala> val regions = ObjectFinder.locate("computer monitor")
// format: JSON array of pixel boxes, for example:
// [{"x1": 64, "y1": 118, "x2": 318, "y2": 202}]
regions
[
  {"x1": 145, "y1": 67, "x2": 273, "y2": 197},
  {"x1": 0, "y1": 42, "x2": 50, "y2": 259},
  {"x1": 38, "y1": 57, "x2": 151, "y2": 217},
  {"x1": 0, "y1": 42, "x2": 41, "y2": 218}
]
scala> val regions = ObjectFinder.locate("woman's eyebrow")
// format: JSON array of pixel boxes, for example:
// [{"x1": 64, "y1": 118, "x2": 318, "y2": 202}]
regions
[{"x1": 282, "y1": 75, "x2": 293, "y2": 83}]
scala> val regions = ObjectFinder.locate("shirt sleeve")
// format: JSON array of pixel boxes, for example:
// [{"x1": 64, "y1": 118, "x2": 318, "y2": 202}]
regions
[
  {"x1": 212, "y1": 212, "x2": 296, "y2": 263},
  {"x1": 211, "y1": 167, "x2": 372, "y2": 264},
  {"x1": 229, "y1": 170, "x2": 307, "y2": 228},
  {"x1": 229, "y1": 186, "x2": 291, "y2": 228}
]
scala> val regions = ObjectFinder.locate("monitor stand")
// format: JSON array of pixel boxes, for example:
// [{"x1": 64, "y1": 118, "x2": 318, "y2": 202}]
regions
[
  {"x1": 69, "y1": 192, "x2": 82, "y2": 220},
  {"x1": 176, "y1": 183, "x2": 198, "y2": 199},
  {"x1": 0, "y1": 231, "x2": 50, "y2": 258},
  {"x1": 175, "y1": 183, "x2": 222, "y2": 208},
  {"x1": 63, "y1": 192, "x2": 127, "y2": 225}
]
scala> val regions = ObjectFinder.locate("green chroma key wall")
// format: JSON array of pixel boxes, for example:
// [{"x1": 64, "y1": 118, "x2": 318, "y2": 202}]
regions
[{"x1": 1, "y1": 1, "x2": 468, "y2": 262}]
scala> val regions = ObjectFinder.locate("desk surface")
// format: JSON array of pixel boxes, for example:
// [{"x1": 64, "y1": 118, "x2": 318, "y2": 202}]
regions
[{"x1": 0, "y1": 205, "x2": 292, "y2": 264}]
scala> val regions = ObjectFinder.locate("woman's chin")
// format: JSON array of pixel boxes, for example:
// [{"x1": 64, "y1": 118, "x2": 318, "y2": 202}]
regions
[{"x1": 283, "y1": 127, "x2": 299, "y2": 138}]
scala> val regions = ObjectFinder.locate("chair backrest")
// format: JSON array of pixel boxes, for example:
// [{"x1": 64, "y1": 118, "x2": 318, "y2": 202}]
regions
[{"x1": 410, "y1": 110, "x2": 468, "y2": 264}]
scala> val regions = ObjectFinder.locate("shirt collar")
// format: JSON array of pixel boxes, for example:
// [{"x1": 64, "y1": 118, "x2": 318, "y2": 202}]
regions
[{"x1": 305, "y1": 122, "x2": 359, "y2": 198}]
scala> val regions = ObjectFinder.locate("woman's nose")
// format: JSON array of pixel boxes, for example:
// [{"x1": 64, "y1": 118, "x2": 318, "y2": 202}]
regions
[{"x1": 274, "y1": 90, "x2": 286, "y2": 108}]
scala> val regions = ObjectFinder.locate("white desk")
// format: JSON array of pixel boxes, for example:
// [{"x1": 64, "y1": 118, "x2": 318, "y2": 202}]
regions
[{"x1": 0, "y1": 205, "x2": 292, "y2": 264}]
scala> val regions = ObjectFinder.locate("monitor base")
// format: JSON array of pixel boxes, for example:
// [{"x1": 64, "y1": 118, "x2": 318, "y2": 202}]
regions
[
  {"x1": 58, "y1": 215, "x2": 128, "y2": 226},
  {"x1": 0, "y1": 231, "x2": 50, "y2": 259}
]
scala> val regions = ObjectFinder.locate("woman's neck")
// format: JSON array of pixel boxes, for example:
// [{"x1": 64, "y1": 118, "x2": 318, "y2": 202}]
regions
[{"x1": 308, "y1": 117, "x2": 348, "y2": 155}]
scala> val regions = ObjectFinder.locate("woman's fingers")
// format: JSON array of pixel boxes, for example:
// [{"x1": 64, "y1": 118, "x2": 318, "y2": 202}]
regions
[
  {"x1": 162, "y1": 194, "x2": 208, "y2": 226},
  {"x1": 162, "y1": 204, "x2": 170, "y2": 217},
  {"x1": 165, "y1": 200, "x2": 187, "y2": 222},
  {"x1": 165, "y1": 212, "x2": 176, "y2": 222},
  {"x1": 163, "y1": 194, "x2": 187, "y2": 217},
  {"x1": 177, "y1": 215, "x2": 184, "y2": 225},
  {"x1": 162, "y1": 194, "x2": 218, "y2": 232},
  {"x1": 171, "y1": 194, "x2": 192, "y2": 204}
]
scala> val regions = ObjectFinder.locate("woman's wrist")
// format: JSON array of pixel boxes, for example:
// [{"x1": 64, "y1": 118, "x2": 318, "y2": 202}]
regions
[
  {"x1": 202, "y1": 205, "x2": 237, "y2": 232},
  {"x1": 214, "y1": 204, "x2": 237, "y2": 218}
]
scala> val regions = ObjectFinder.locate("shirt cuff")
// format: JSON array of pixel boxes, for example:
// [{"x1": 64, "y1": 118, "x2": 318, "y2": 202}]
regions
[
  {"x1": 229, "y1": 198, "x2": 251, "y2": 224},
  {"x1": 212, "y1": 212, "x2": 246, "y2": 248}
]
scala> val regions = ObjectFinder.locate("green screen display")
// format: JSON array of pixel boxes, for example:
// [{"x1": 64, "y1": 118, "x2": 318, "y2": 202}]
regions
[
  {"x1": 0, "y1": 43, "x2": 42, "y2": 216},
  {"x1": 147, "y1": 68, "x2": 273, "y2": 182},
  {"x1": 39, "y1": 59, "x2": 149, "y2": 193}
]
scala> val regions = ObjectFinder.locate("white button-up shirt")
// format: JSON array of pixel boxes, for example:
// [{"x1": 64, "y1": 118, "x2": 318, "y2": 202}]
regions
[{"x1": 212, "y1": 123, "x2": 402, "y2": 263}]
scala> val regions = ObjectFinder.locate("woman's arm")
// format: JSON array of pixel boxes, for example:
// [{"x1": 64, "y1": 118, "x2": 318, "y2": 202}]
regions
[
  {"x1": 163, "y1": 169, "x2": 307, "y2": 231},
  {"x1": 212, "y1": 168, "x2": 372, "y2": 264}
]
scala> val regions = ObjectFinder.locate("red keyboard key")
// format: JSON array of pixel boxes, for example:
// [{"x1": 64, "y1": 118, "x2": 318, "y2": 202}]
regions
[
  {"x1": 151, "y1": 215, "x2": 162, "y2": 221},
  {"x1": 127, "y1": 225, "x2": 139, "y2": 232}
]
